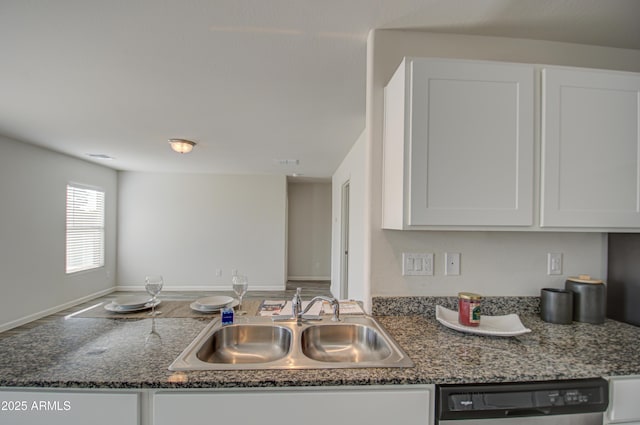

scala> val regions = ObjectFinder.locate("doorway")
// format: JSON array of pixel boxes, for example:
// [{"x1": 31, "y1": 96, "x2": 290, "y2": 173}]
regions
[{"x1": 286, "y1": 180, "x2": 332, "y2": 284}]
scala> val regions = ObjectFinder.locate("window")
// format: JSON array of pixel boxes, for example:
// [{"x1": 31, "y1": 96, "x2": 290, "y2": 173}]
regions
[{"x1": 66, "y1": 184, "x2": 105, "y2": 273}]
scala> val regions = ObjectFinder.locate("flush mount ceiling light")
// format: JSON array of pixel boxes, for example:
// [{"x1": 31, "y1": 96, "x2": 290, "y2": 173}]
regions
[
  {"x1": 168, "y1": 139, "x2": 196, "y2": 154},
  {"x1": 274, "y1": 158, "x2": 299, "y2": 165}
]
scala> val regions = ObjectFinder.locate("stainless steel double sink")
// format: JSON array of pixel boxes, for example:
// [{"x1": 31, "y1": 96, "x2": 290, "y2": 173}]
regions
[{"x1": 169, "y1": 316, "x2": 414, "y2": 370}]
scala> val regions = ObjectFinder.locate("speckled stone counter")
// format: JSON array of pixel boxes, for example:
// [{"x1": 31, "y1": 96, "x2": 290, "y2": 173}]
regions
[{"x1": 0, "y1": 296, "x2": 639, "y2": 389}]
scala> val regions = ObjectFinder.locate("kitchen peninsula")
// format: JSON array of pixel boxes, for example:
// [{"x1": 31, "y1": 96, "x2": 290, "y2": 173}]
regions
[{"x1": 1, "y1": 294, "x2": 640, "y2": 425}]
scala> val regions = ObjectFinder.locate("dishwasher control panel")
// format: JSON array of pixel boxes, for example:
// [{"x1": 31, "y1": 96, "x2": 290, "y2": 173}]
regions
[
  {"x1": 448, "y1": 386, "x2": 604, "y2": 411},
  {"x1": 438, "y1": 378, "x2": 609, "y2": 421},
  {"x1": 544, "y1": 388, "x2": 593, "y2": 406}
]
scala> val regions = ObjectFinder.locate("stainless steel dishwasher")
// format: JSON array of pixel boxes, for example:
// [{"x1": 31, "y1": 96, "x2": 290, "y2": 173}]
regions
[{"x1": 436, "y1": 378, "x2": 608, "y2": 425}]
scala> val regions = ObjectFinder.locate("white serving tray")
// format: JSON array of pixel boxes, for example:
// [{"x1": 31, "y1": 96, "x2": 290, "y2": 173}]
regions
[{"x1": 435, "y1": 305, "x2": 531, "y2": 337}]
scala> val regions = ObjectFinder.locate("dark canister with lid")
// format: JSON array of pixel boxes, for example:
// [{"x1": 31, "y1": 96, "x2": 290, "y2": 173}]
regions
[{"x1": 565, "y1": 275, "x2": 606, "y2": 324}]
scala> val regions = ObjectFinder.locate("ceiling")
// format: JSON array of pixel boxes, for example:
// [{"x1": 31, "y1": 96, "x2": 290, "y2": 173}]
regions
[{"x1": 1, "y1": 0, "x2": 639, "y2": 178}]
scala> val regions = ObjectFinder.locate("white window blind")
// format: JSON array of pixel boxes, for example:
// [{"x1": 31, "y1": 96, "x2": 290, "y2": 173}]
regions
[{"x1": 66, "y1": 184, "x2": 105, "y2": 273}]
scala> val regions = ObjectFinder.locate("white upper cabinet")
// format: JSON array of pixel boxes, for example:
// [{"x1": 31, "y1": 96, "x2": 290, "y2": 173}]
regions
[
  {"x1": 383, "y1": 58, "x2": 535, "y2": 229},
  {"x1": 541, "y1": 67, "x2": 640, "y2": 228},
  {"x1": 383, "y1": 57, "x2": 640, "y2": 231}
]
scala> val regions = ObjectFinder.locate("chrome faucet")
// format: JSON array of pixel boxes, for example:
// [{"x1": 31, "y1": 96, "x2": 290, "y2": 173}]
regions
[
  {"x1": 302, "y1": 295, "x2": 340, "y2": 323},
  {"x1": 291, "y1": 287, "x2": 303, "y2": 321},
  {"x1": 291, "y1": 287, "x2": 340, "y2": 325}
]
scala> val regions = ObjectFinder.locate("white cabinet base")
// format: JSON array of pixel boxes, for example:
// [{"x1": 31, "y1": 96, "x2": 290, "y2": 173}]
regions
[
  {"x1": 154, "y1": 385, "x2": 433, "y2": 425},
  {"x1": 0, "y1": 390, "x2": 139, "y2": 425},
  {"x1": 606, "y1": 376, "x2": 640, "y2": 424}
]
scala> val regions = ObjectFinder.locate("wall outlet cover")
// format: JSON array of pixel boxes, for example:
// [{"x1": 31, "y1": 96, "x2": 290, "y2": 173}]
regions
[
  {"x1": 445, "y1": 252, "x2": 461, "y2": 276},
  {"x1": 547, "y1": 253, "x2": 563, "y2": 275}
]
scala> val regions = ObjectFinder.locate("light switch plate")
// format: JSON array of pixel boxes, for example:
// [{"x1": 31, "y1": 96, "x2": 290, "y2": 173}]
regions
[{"x1": 402, "y1": 253, "x2": 434, "y2": 276}]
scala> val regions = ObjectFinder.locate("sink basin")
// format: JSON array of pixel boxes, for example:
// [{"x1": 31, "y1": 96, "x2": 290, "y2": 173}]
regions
[
  {"x1": 196, "y1": 324, "x2": 292, "y2": 364},
  {"x1": 300, "y1": 324, "x2": 392, "y2": 363},
  {"x1": 169, "y1": 316, "x2": 413, "y2": 371}
]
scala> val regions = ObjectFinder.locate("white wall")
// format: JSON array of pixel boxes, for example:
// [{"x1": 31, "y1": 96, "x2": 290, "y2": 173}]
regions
[
  {"x1": 287, "y1": 181, "x2": 332, "y2": 281},
  {"x1": 331, "y1": 130, "x2": 367, "y2": 302},
  {"x1": 366, "y1": 31, "x2": 640, "y2": 298},
  {"x1": 117, "y1": 172, "x2": 287, "y2": 290},
  {"x1": 0, "y1": 136, "x2": 117, "y2": 331}
]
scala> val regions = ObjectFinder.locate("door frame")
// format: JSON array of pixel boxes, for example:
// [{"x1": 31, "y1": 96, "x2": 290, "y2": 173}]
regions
[{"x1": 340, "y1": 180, "x2": 350, "y2": 299}]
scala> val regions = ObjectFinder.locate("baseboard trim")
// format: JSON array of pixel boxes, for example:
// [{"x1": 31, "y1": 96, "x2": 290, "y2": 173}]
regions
[
  {"x1": 0, "y1": 287, "x2": 117, "y2": 333},
  {"x1": 287, "y1": 276, "x2": 330, "y2": 282},
  {"x1": 115, "y1": 285, "x2": 287, "y2": 291}
]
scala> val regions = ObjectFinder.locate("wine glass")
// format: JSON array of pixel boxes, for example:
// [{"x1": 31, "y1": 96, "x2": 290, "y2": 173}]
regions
[
  {"x1": 232, "y1": 274, "x2": 248, "y2": 315},
  {"x1": 145, "y1": 316, "x2": 162, "y2": 349},
  {"x1": 145, "y1": 275, "x2": 163, "y2": 316}
]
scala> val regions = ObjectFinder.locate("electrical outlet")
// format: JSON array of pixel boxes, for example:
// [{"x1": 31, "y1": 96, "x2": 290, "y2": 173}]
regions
[
  {"x1": 445, "y1": 252, "x2": 461, "y2": 276},
  {"x1": 215, "y1": 269, "x2": 222, "y2": 277},
  {"x1": 402, "y1": 253, "x2": 434, "y2": 276},
  {"x1": 547, "y1": 253, "x2": 562, "y2": 275}
]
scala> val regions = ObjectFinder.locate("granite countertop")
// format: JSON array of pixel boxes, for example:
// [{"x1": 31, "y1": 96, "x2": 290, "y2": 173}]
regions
[{"x1": 0, "y1": 296, "x2": 639, "y2": 389}]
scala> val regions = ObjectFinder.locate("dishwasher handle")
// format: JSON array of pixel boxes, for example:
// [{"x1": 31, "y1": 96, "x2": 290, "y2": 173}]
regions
[{"x1": 504, "y1": 408, "x2": 552, "y2": 417}]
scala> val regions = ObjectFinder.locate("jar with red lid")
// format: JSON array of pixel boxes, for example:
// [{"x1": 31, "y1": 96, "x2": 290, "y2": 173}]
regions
[{"x1": 458, "y1": 292, "x2": 482, "y2": 327}]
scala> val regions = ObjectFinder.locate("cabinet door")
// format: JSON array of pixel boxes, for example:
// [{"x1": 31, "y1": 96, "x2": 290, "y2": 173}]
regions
[
  {"x1": 607, "y1": 376, "x2": 640, "y2": 423},
  {"x1": 154, "y1": 387, "x2": 432, "y2": 425},
  {"x1": 408, "y1": 59, "x2": 534, "y2": 226},
  {"x1": 542, "y1": 67, "x2": 640, "y2": 228},
  {"x1": 0, "y1": 390, "x2": 138, "y2": 425}
]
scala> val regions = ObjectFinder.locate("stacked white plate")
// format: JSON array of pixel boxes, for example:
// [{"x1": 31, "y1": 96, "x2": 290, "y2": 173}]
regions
[
  {"x1": 190, "y1": 296, "x2": 237, "y2": 313},
  {"x1": 104, "y1": 295, "x2": 159, "y2": 313}
]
